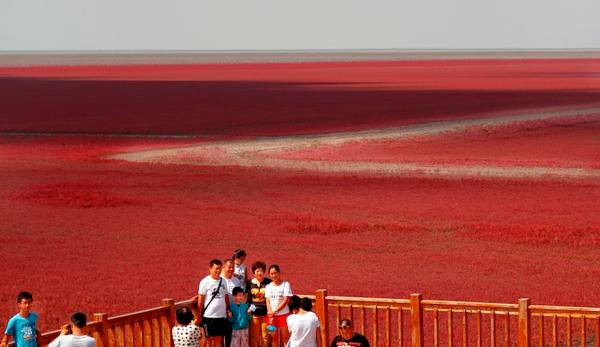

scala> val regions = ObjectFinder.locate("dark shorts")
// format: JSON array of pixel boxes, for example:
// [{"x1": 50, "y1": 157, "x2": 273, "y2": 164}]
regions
[{"x1": 204, "y1": 317, "x2": 230, "y2": 337}]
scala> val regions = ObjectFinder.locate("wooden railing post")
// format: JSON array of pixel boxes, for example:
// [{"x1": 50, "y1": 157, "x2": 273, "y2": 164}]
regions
[
  {"x1": 518, "y1": 298, "x2": 530, "y2": 347},
  {"x1": 410, "y1": 293, "x2": 424, "y2": 347},
  {"x1": 315, "y1": 289, "x2": 329, "y2": 347},
  {"x1": 93, "y1": 313, "x2": 109, "y2": 347},
  {"x1": 161, "y1": 299, "x2": 176, "y2": 347}
]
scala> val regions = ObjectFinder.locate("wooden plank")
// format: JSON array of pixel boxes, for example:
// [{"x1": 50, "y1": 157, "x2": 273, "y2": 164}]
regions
[
  {"x1": 490, "y1": 310, "x2": 495, "y2": 347},
  {"x1": 448, "y1": 310, "x2": 453, "y2": 347},
  {"x1": 579, "y1": 316, "x2": 585, "y2": 347},
  {"x1": 476, "y1": 310, "x2": 481, "y2": 347},
  {"x1": 124, "y1": 323, "x2": 134, "y2": 347},
  {"x1": 151, "y1": 318, "x2": 160, "y2": 347},
  {"x1": 462, "y1": 310, "x2": 468, "y2": 347},
  {"x1": 433, "y1": 309, "x2": 439, "y2": 347},
  {"x1": 518, "y1": 298, "x2": 530, "y2": 347},
  {"x1": 133, "y1": 322, "x2": 143, "y2": 347},
  {"x1": 372, "y1": 306, "x2": 378, "y2": 347},
  {"x1": 538, "y1": 315, "x2": 544, "y2": 347},
  {"x1": 142, "y1": 320, "x2": 152, "y2": 347},
  {"x1": 567, "y1": 315, "x2": 571, "y2": 347},
  {"x1": 398, "y1": 308, "x2": 403, "y2": 347},
  {"x1": 114, "y1": 326, "x2": 124, "y2": 347},
  {"x1": 504, "y1": 312, "x2": 509, "y2": 347},
  {"x1": 552, "y1": 315, "x2": 557, "y2": 347},
  {"x1": 385, "y1": 306, "x2": 391, "y2": 347},
  {"x1": 410, "y1": 294, "x2": 423, "y2": 347}
]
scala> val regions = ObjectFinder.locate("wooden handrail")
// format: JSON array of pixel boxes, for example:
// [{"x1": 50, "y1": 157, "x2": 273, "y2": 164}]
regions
[{"x1": 14, "y1": 292, "x2": 600, "y2": 347}]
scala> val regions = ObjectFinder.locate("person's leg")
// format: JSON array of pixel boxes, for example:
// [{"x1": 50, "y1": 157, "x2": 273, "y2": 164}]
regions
[
  {"x1": 250, "y1": 316, "x2": 260, "y2": 347},
  {"x1": 214, "y1": 336, "x2": 224, "y2": 347},
  {"x1": 278, "y1": 325, "x2": 289, "y2": 347},
  {"x1": 240, "y1": 329, "x2": 249, "y2": 347}
]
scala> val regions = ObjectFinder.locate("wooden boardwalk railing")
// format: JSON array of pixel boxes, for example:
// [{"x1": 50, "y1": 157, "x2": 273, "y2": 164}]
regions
[{"x1": 27, "y1": 291, "x2": 600, "y2": 347}]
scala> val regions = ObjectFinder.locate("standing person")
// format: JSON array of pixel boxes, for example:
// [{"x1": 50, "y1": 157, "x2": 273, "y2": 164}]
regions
[
  {"x1": 221, "y1": 259, "x2": 241, "y2": 347},
  {"x1": 232, "y1": 249, "x2": 248, "y2": 286},
  {"x1": 198, "y1": 259, "x2": 232, "y2": 347},
  {"x1": 287, "y1": 297, "x2": 320, "y2": 347},
  {"x1": 228, "y1": 287, "x2": 251, "y2": 347},
  {"x1": 172, "y1": 308, "x2": 201, "y2": 347},
  {"x1": 1, "y1": 292, "x2": 39, "y2": 347},
  {"x1": 330, "y1": 319, "x2": 370, "y2": 347},
  {"x1": 246, "y1": 261, "x2": 271, "y2": 347},
  {"x1": 265, "y1": 265, "x2": 293, "y2": 347},
  {"x1": 47, "y1": 312, "x2": 96, "y2": 347}
]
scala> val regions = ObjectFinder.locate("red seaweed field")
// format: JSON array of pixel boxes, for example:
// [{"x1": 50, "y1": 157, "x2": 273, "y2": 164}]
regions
[{"x1": 1, "y1": 58, "x2": 600, "y2": 330}]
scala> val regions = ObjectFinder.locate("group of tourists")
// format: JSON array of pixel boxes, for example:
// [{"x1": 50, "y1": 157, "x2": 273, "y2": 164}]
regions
[
  {"x1": 188, "y1": 249, "x2": 370, "y2": 347},
  {"x1": 0, "y1": 249, "x2": 369, "y2": 347}
]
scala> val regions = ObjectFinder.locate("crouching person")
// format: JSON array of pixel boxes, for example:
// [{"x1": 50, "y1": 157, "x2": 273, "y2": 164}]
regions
[{"x1": 48, "y1": 312, "x2": 96, "y2": 347}]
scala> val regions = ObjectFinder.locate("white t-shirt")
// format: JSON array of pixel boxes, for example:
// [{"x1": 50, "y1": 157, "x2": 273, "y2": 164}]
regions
[
  {"x1": 48, "y1": 335, "x2": 96, "y2": 347},
  {"x1": 198, "y1": 275, "x2": 228, "y2": 318},
  {"x1": 265, "y1": 281, "x2": 293, "y2": 315},
  {"x1": 234, "y1": 263, "x2": 247, "y2": 283},
  {"x1": 172, "y1": 324, "x2": 200, "y2": 347},
  {"x1": 222, "y1": 275, "x2": 242, "y2": 302},
  {"x1": 287, "y1": 312, "x2": 320, "y2": 347}
]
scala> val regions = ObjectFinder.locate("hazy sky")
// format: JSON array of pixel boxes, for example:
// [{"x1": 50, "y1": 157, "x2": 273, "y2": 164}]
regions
[{"x1": 1, "y1": 0, "x2": 599, "y2": 51}]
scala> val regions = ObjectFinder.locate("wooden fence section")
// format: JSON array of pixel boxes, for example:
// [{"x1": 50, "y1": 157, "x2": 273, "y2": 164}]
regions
[{"x1": 29, "y1": 291, "x2": 600, "y2": 347}]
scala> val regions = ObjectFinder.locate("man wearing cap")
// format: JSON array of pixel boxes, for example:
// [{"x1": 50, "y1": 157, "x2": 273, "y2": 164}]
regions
[{"x1": 329, "y1": 319, "x2": 369, "y2": 347}]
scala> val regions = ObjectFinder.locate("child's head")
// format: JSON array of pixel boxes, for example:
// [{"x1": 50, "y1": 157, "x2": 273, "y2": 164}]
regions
[
  {"x1": 176, "y1": 307, "x2": 194, "y2": 326},
  {"x1": 233, "y1": 249, "x2": 247, "y2": 264},
  {"x1": 17, "y1": 291, "x2": 33, "y2": 313},
  {"x1": 208, "y1": 259, "x2": 223, "y2": 279},
  {"x1": 232, "y1": 287, "x2": 245, "y2": 303}
]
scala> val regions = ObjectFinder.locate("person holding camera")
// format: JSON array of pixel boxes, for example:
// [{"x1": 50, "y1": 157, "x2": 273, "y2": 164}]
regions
[{"x1": 48, "y1": 312, "x2": 96, "y2": 347}]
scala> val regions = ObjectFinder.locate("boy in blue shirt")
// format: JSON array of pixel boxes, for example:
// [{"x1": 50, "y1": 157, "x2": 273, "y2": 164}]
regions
[
  {"x1": 229, "y1": 287, "x2": 251, "y2": 347},
  {"x1": 1, "y1": 292, "x2": 39, "y2": 347}
]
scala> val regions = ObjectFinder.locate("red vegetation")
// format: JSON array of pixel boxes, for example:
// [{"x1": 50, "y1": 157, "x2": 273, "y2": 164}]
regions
[
  {"x1": 1, "y1": 59, "x2": 600, "y2": 331},
  {"x1": 269, "y1": 114, "x2": 600, "y2": 169}
]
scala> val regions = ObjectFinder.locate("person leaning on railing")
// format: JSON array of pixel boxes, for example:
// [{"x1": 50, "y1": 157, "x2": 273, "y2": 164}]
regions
[
  {"x1": 47, "y1": 312, "x2": 96, "y2": 347},
  {"x1": 330, "y1": 319, "x2": 369, "y2": 347}
]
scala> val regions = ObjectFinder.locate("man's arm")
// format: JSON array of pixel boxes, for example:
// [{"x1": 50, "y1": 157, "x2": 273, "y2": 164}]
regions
[
  {"x1": 197, "y1": 295, "x2": 205, "y2": 324},
  {"x1": 0, "y1": 333, "x2": 11, "y2": 347}
]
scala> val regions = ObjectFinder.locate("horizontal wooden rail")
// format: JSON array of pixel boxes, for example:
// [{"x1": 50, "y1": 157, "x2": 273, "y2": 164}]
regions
[{"x1": 10, "y1": 291, "x2": 600, "y2": 347}]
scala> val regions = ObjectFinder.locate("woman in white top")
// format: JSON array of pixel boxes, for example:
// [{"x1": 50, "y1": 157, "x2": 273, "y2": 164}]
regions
[{"x1": 265, "y1": 264, "x2": 293, "y2": 347}]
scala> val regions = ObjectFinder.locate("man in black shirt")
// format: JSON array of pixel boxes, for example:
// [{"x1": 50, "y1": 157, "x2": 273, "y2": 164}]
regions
[{"x1": 330, "y1": 319, "x2": 370, "y2": 347}]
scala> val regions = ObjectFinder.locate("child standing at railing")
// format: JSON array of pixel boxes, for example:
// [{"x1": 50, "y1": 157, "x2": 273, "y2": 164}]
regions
[
  {"x1": 172, "y1": 308, "x2": 201, "y2": 347},
  {"x1": 229, "y1": 287, "x2": 251, "y2": 347}
]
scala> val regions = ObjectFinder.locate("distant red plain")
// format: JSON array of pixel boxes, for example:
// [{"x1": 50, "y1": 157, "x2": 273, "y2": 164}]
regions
[{"x1": 1, "y1": 59, "x2": 600, "y2": 330}]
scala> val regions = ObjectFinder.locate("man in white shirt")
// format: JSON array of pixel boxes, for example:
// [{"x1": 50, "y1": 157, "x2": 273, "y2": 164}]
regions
[
  {"x1": 286, "y1": 297, "x2": 321, "y2": 347},
  {"x1": 48, "y1": 312, "x2": 96, "y2": 347},
  {"x1": 198, "y1": 259, "x2": 232, "y2": 347}
]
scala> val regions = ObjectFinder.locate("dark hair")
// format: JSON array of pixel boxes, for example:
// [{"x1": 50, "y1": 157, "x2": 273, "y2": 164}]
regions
[
  {"x1": 251, "y1": 261, "x2": 266, "y2": 273},
  {"x1": 209, "y1": 259, "x2": 223, "y2": 268},
  {"x1": 70, "y1": 312, "x2": 87, "y2": 328},
  {"x1": 268, "y1": 264, "x2": 281, "y2": 273},
  {"x1": 339, "y1": 319, "x2": 353, "y2": 328},
  {"x1": 17, "y1": 292, "x2": 33, "y2": 303},
  {"x1": 233, "y1": 249, "x2": 246, "y2": 259},
  {"x1": 232, "y1": 287, "x2": 245, "y2": 296},
  {"x1": 288, "y1": 295, "x2": 301, "y2": 311},
  {"x1": 176, "y1": 307, "x2": 194, "y2": 325},
  {"x1": 223, "y1": 258, "x2": 234, "y2": 265},
  {"x1": 301, "y1": 297, "x2": 312, "y2": 312}
]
